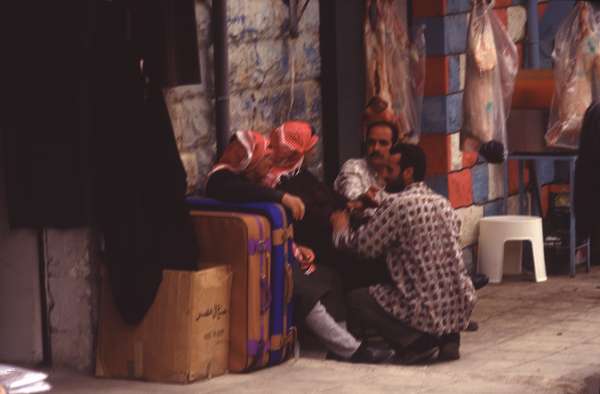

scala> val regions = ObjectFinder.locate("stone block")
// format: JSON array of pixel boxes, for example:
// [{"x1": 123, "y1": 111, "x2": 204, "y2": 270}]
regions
[
  {"x1": 227, "y1": 0, "x2": 319, "y2": 43},
  {"x1": 424, "y1": 56, "x2": 449, "y2": 96},
  {"x1": 448, "y1": 169, "x2": 473, "y2": 208},
  {"x1": 419, "y1": 133, "x2": 451, "y2": 176},
  {"x1": 415, "y1": 14, "x2": 469, "y2": 56},
  {"x1": 450, "y1": 132, "x2": 462, "y2": 171},
  {"x1": 472, "y1": 163, "x2": 489, "y2": 204},
  {"x1": 426, "y1": 174, "x2": 449, "y2": 198},
  {"x1": 230, "y1": 79, "x2": 321, "y2": 136},
  {"x1": 456, "y1": 204, "x2": 484, "y2": 247},
  {"x1": 422, "y1": 93, "x2": 463, "y2": 133},
  {"x1": 165, "y1": 85, "x2": 216, "y2": 190},
  {"x1": 458, "y1": 54, "x2": 466, "y2": 90},
  {"x1": 448, "y1": 54, "x2": 465, "y2": 93},
  {"x1": 229, "y1": 33, "x2": 320, "y2": 92},
  {"x1": 44, "y1": 228, "x2": 97, "y2": 371},
  {"x1": 447, "y1": 0, "x2": 472, "y2": 14},
  {"x1": 507, "y1": 6, "x2": 527, "y2": 42},
  {"x1": 227, "y1": 0, "x2": 288, "y2": 43},
  {"x1": 484, "y1": 199, "x2": 504, "y2": 217},
  {"x1": 413, "y1": 0, "x2": 446, "y2": 17},
  {"x1": 488, "y1": 162, "x2": 505, "y2": 200}
]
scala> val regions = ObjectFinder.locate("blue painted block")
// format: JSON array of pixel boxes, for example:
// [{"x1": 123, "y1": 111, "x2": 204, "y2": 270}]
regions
[
  {"x1": 448, "y1": 0, "x2": 472, "y2": 14},
  {"x1": 448, "y1": 55, "x2": 462, "y2": 93},
  {"x1": 415, "y1": 14, "x2": 468, "y2": 56},
  {"x1": 535, "y1": 159, "x2": 555, "y2": 185},
  {"x1": 422, "y1": 93, "x2": 463, "y2": 133},
  {"x1": 484, "y1": 199, "x2": 504, "y2": 217},
  {"x1": 426, "y1": 174, "x2": 449, "y2": 197},
  {"x1": 472, "y1": 164, "x2": 489, "y2": 204}
]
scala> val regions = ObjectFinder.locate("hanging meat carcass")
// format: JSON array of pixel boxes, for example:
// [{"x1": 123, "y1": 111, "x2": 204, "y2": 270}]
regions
[
  {"x1": 546, "y1": 2, "x2": 600, "y2": 149},
  {"x1": 462, "y1": 0, "x2": 518, "y2": 163},
  {"x1": 363, "y1": 0, "x2": 425, "y2": 143}
]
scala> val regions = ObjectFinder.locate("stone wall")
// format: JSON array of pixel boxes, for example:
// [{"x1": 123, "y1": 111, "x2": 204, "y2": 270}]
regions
[
  {"x1": 414, "y1": 0, "x2": 554, "y2": 272},
  {"x1": 167, "y1": 0, "x2": 323, "y2": 192}
]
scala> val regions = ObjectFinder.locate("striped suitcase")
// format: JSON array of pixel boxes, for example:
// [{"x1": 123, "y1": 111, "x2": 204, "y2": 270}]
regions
[
  {"x1": 190, "y1": 210, "x2": 271, "y2": 372},
  {"x1": 188, "y1": 198, "x2": 296, "y2": 366}
]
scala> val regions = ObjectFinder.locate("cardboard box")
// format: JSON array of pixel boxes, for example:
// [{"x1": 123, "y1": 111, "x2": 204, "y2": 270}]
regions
[{"x1": 95, "y1": 265, "x2": 232, "y2": 383}]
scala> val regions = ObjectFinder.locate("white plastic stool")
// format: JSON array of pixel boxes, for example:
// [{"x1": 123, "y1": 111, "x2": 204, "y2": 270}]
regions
[{"x1": 478, "y1": 216, "x2": 547, "y2": 283}]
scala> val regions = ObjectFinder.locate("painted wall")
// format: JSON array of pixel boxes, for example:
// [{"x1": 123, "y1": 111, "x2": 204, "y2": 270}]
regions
[
  {"x1": 413, "y1": 0, "x2": 556, "y2": 272},
  {"x1": 167, "y1": 0, "x2": 323, "y2": 193}
]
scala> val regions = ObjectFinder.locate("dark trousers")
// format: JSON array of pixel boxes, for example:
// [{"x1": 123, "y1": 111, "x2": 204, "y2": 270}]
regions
[{"x1": 347, "y1": 288, "x2": 425, "y2": 349}]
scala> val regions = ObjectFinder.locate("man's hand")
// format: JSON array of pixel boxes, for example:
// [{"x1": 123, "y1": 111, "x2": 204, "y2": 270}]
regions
[
  {"x1": 347, "y1": 200, "x2": 365, "y2": 211},
  {"x1": 282, "y1": 193, "x2": 305, "y2": 220},
  {"x1": 360, "y1": 186, "x2": 380, "y2": 208},
  {"x1": 296, "y1": 245, "x2": 315, "y2": 264},
  {"x1": 330, "y1": 210, "x2": 350, "y2": 232}
]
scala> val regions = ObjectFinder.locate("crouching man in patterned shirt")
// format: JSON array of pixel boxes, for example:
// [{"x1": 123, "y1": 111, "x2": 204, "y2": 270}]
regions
[{"x1": 331, "y1": 143, "x2": 477, "y2": 364}]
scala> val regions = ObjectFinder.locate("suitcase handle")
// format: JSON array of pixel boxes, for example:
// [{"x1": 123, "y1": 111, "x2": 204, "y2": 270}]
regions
[
  {"x1": 284, "y1": 263, "x2": 294, "y2": 304},
  {"x1": 260, "y1": 278, "x2": 271, "y2": 313}
]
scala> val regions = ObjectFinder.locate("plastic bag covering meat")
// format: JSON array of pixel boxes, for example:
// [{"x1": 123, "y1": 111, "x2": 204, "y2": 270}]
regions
[
  {"x1": 546, "y1": 2, "x2": 600, "y2": 149},
  {"x1": 462, "y1": 0, "x2": 518, "y2": 158},
  {"x1": 364, "y1": 0, "x2": 426, "y2": 144}
]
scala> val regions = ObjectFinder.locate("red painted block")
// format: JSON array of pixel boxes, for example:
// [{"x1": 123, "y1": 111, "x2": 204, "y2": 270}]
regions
[
  {"x1": 424, "y1": 56, "x2": 449, "y2": 96},
  {"x1": 541, "y1": 184, "x2": 550, "y2": 217},
  {"x1": 538, "y1": 2, "x2": 549, "y2": 20},
  {"x1": 448, "y1": 169, "x2": 473, "y2": 208},
  {"x1": 419, "y1": 133, "x2": 451, "y2": 177},
  {"x1": 413, "y1": 0, "x2": 446, "y2": 17},
  {"x1": 494, "y1": 8, "x2": 508, "y2": 28},
  {"x1": 494, "y1": 0, "x2": 512, "y2": 8},
  {"x1": 508, "y1": 160, "x2": 531, "y2": 194}
]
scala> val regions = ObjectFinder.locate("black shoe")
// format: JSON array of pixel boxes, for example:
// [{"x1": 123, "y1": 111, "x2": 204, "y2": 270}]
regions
[
  {"x1": 395, "y1": 346, "x2": 439, "y2": 365},
  {"x1": 438, "y1": 333, "x2": 460, "y2": 362},
  {"x1": 348, "y1": 342, "x2": 395, "y2": 364},
  {"x1": 471, "y1": 273, "x2": 489, "y2": 290},
  {"x1": 479, "y1": 141, "x2": 505, "y2": 163},
  {"x1": 466, "y1": 321, "x2": 479, "y2": 332}
]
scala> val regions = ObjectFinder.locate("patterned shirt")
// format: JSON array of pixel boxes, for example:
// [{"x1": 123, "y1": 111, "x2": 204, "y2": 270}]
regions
[
  {"x1": 334, "y1": 182, "x2": 476, "y2": 335},
  {"x1": 334, "y1": 158, "x2": 385, "y2": 201}
]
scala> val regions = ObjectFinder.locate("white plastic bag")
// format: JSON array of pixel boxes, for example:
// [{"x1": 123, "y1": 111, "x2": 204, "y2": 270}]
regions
[
  {"x1": 462, "y1": 0, "x2": 518, "y2": 162},
  {"x1": 546, "y1": 2, "x2": 600, "y2": 149}
]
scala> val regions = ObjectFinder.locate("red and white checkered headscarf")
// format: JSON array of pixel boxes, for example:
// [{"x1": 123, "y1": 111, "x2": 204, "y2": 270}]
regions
[
  {"x1": 265, "y1": 121, "x2": 319, "y2": 187},
  {"x1": 207, "y1": 130, "x2": 270, "y2": 178}
]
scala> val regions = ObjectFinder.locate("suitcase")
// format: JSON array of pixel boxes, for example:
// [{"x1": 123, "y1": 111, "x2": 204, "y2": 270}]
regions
[
  {"x1": 187, "y1": 197, "x2": 296, "y2": 366},
  {"x1": 190, "y1": 211, "x2": 271, "y2": 372}
]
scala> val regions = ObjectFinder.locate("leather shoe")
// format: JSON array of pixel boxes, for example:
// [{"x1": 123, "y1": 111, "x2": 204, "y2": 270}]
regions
[
  {"x1": 471, "y1": 273, "x2": 489, "y2": 290},
  {"x1": 438, "y1": 333, "x2": 460, "y2": 362},
  {"x1": 395, "y1": 346, "x2": 439, "y2": 365},
  {"x1": 349, "y1": 342, "x2": 395, "y2": 364}
]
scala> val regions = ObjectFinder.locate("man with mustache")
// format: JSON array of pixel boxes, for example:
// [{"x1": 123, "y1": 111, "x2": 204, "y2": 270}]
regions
[{"x1": 334, "y1": 120, "x2": 399, "y2": 205}]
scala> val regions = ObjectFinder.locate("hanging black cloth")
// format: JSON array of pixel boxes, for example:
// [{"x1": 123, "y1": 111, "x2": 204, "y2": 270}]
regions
[
  {"x1": 1, "y1": 0, "x2": 201, "y2": 324},
  {"x1": 575, "y1": 101, "x2": 600, "y2": 241},
  {"x1": 90, "y1": 0, "x2": 200, "y2": 324}
]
